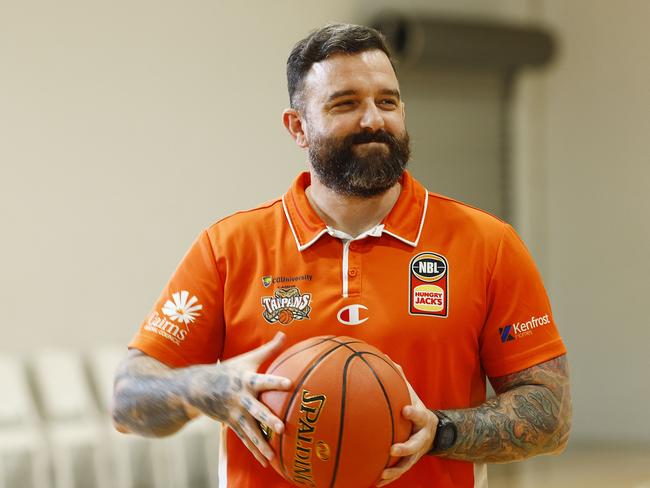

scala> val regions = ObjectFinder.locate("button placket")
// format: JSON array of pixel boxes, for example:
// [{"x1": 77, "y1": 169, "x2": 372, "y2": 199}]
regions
[{"x1": 347, "y1": 242, "x2": 362, "y2": 296}]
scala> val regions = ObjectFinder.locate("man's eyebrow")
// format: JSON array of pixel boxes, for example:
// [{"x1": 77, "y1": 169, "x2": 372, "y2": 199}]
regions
[
  {"x1": 325, "y1": 88, "x2": 401, "y2": 103},
  {"x1": 326, "y1": 89, "x2": 356, "y2": 102},
  {"x1": 380, "y1": 89, "x2": 401, "y2": 99}
]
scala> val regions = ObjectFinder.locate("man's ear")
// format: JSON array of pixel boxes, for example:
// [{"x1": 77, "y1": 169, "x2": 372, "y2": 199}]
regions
[{"x1": 283, "y1": 108, "x2": 309, "y2": 148}]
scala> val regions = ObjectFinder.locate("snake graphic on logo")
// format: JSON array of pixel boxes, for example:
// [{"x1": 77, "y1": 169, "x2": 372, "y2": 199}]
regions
[{"x1": 261, "y1": 286, "x2": 312, "y2": 325}]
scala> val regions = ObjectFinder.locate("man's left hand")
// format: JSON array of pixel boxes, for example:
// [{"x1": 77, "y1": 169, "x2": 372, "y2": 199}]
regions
[{"x1": 376, "y1": 368, "x2": 438, "y2": 487}]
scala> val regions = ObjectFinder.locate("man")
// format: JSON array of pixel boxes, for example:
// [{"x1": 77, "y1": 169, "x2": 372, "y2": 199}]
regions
[{"x1": 112, "y1": 23, "x2": 571, "y2": 488}]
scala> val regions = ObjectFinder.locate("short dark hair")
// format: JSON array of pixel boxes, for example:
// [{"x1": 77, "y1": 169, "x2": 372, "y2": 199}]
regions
[{"x1": 287, "y1": 23, "x2": 395, "y2": 111}]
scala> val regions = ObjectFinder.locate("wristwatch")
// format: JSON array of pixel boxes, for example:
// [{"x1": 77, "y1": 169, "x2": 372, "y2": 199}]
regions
[{"x1": 429, "y1": 410, "x2": 457, "y2": 453}]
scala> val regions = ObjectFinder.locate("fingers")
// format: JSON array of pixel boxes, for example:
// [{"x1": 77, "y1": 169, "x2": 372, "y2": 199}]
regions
[
  {"x1": 377, "y1": 453, "x2": 415, "y2": 487},
  {"x1": 389, "y1": 423, "x2": 432, "y2": 457},
  {"x1": 376, "y1": 406, "x2": 436, "y2": 486},
  {"x1": 246, "y1": 372, "x2": 292, "y2": 392},
  {"x1": 243, "y1": 332, "x2": 287, "y2": 365},
  {"x1": 232, "y1": 411, "x2": 275, "y2": 467},
  {"x1": 240, "y1": 393, "x2": 285, "y2": 434},
  {"x1": 402, "y1": 405, "x2": 431, "y2": 429}
]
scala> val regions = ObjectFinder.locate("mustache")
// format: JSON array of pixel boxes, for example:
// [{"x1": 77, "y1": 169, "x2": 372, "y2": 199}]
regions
[{"x1": 346, "y1": 130, "x2": 396, "y2": 145}]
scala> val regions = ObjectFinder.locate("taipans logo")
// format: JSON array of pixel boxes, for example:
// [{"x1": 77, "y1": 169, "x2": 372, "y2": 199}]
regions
[
  {"x1": 337, "y1": 304, "x2": 368, "y2": 326},
  {"x1": 499, "y1": 314, "x2": 551, "y2": 343},
  {"x1": 144, "y1": 290, "x2": 202, "y2": 346},
  {"x1": 409, "y1": 252, "x2": 449, "y2": 317},
  {"x1": 261, "y1": 286, "x2": 311, "y2": 325}
]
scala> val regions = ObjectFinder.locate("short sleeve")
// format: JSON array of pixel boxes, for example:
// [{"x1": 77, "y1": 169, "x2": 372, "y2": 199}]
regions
[
  {"x1": 479, "y1": 224, "x2": 566, "y2": 377},
  {"x1": 129, "y1": 229, "x2": 225, "y2": 368}
]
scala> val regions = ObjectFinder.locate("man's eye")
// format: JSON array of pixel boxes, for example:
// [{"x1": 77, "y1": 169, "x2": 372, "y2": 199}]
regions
[{"x1": 380, "y1": 99, "x2": 398, "y2": 106}]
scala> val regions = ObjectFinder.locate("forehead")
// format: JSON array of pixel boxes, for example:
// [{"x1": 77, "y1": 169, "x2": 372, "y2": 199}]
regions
[{"x1": 302, "y1": 49, "x2": 399, "y2": 102}]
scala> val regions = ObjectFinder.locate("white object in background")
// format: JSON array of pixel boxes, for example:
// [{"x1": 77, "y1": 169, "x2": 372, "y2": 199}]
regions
[
  {"x1": 89, "y1": 346, "x2": 220, "y2": 488},
  {"x1": 31, "y1": 350, "x2": 110, "y2": 488},
  {"x1": 89, "y1": 346, "x2": 157, "y2": 488},
  {"x1": 0, "y1": 356, "x2": 49, "y2": 488}
]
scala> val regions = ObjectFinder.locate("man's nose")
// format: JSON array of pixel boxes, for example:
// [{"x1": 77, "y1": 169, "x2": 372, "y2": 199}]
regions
[{"x1": 359, "y1": 102, "x2": 385, "y2": 132}]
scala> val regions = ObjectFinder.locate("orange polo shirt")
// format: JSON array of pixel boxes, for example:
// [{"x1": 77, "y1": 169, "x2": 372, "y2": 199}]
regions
[{"x1": 130, "y1": 171, "x2": 566, "y2": 488}]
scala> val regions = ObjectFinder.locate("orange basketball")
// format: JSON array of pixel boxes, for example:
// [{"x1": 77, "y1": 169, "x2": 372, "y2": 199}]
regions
[{"x1": 260, "y1": 336, "x2": 412, "y2": 488}]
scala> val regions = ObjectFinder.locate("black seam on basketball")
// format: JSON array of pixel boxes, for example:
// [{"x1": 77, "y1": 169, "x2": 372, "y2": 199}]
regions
[
  {"x1": 329, "y1": 352, "x2": 358, "y2": 488},
  {"x1": 338, "y1": 342, "x2": 402, "y2": 377},
  {"x1": 333, "y1": 349, "x2": 405, "y2": 471},
  {"x1": 266, "y1": 336, "x2": 335, "y2": 374},
  {"x1": 329, "y1": 338, "x2": 364, "y2": 348},
  {"x1": 277, "y1": 342, "x2": 349, "y2": 481},
  {"x1": 355, "y1": 352, "x2": 399, "y2": 470}
]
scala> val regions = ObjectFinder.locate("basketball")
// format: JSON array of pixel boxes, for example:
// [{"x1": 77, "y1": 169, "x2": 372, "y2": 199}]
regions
[{"x1": 259, "y1": 336, "x2": 412, "y2": 488}]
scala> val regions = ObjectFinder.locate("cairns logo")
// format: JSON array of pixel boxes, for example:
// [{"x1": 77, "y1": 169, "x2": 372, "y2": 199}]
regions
[
  {"x1": 499, "y1": 314, "x2": 551, "y2": 343},
  {"x1": 144, "y1": 291, "x2": 202, "y2": 346},
  {"x1": 261, "y1": 286, "x2": 311, "y2": 325}
]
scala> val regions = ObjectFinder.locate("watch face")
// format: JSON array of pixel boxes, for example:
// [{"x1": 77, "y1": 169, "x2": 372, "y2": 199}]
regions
[
  {"x1": 435, "y1": 416, "x2": 457, "y2": 451},
  {"x1": 438, "y1": 424, "x2": 455, "y2": 449}
]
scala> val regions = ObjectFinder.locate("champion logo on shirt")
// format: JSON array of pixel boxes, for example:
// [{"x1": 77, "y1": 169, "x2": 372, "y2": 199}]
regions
[
  {"x1": 499, "y1": 314, "x2": 551, "y2": 343},
  {"x1": 337, "y1": 304, "x2": 368, "y2": 326}
]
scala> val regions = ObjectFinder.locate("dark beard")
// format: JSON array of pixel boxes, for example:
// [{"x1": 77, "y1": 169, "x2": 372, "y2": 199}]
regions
[{"x1": 308, "y1": 129, "x2": 411, "y2": 198}]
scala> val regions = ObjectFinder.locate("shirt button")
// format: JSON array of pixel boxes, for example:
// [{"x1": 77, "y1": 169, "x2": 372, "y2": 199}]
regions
[{"x1": 348, "y1": 268, "x2": 358, "y2": 277}]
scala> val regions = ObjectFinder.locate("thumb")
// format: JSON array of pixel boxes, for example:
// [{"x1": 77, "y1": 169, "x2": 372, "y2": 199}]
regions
[{"x1": 243, "y1": 332, "x2": 287, "y2": 365}]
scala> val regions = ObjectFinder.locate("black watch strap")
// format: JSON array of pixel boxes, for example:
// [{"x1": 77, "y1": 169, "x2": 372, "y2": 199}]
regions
[{"x1": 429, "y1": 410, "x2": 458, "y2": 453}]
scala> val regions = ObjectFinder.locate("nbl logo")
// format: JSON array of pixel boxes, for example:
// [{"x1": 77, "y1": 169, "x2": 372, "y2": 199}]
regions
[
  {"x1": 408, "y1": 252, "x2": 449, "y2": 317},
  {"x1": 411, "y1": 255, "x2": 446, "y2": 282}
]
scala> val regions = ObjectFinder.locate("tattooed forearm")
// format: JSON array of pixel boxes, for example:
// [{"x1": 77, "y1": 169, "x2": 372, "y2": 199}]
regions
[
  {"x1": 434, "y1": 355, "x2": 572, "y2": 463},
  {"x1": 112, "y1": 350, "x2": 193, "y2": 437},
  {"x1": 112, "y1": 350, "x2": 235, "y2": 437}
]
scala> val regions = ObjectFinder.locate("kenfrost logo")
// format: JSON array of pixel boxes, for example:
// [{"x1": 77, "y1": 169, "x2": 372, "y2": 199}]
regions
[
  {"x1": 499, "y1": 314, "x2": 551, "y2": 343},
  {"x1": 499, "y1": 325, "x2": 515, "y2": 343},
  {"x1": 162, "y1": 291, "x2": 202, "y2": 324}
]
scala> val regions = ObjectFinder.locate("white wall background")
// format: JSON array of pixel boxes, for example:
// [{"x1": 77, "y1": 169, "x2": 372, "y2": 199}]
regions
[
  {"x1": 1, "y1": 0, "x2": 648, "y2": 445},
  {"x1": 527, "y1": 0, "x2": 650, "y2": 443}
]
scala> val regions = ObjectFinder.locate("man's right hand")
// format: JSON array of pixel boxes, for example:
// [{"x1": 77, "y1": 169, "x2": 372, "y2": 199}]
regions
[
  {"x1": 112, "y1": 332, "x2": 292, "y2": 468},
  {"x1": 182, "y1": 332, "x2": 292, "y2": 466}
]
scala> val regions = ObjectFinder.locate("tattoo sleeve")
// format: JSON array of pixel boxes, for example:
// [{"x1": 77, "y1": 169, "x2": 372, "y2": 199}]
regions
[
  {"x1": 435, "y1": 354, "x2": 572, "y2": 463},
  {"x1": 111, "y1": 349, "x2": 193, "y2": 437},
  {"x1": 112, "y1": 349, "x2": 235, "y2": 437}
]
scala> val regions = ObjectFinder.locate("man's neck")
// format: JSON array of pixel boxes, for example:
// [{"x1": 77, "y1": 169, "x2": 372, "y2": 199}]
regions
[{"x1": 305, "y1": 173, "x2": 402, "y2": 238}]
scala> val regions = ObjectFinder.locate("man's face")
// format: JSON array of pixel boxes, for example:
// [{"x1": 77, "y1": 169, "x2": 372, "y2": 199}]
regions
[{"x1": 300, "y1": 49, "x2": 410, "y2": 197}]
